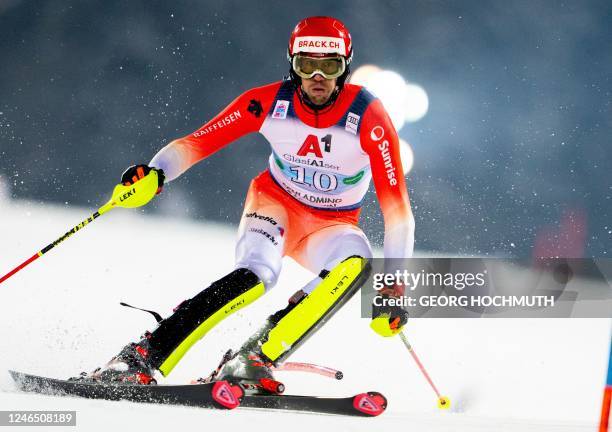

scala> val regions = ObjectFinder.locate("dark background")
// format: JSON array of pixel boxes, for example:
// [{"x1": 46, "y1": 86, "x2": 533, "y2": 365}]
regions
[{"x1": 1, "y1": 0, "x2": 610, "y2": 257}]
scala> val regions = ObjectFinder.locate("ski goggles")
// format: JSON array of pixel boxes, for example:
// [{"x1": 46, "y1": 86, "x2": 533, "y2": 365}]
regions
[{"x1": 291, "y1": 55, "x2": 346, "y2": 79}]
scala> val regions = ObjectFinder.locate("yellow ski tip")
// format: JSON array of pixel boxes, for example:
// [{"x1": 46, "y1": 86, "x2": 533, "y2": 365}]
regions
[{"x1": 437, "y1": 396, "x2": 451, "y2": 409}]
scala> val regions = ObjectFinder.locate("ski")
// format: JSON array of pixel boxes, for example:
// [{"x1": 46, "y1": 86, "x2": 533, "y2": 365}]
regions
[
  {"x1": 239, "y1": 391, "x2": 387, "y2": 416},
  {"x1": 9, "y1": 370, "x2": 243, "y2": 410},
  {"x1": 9, "y1": 370, "x2": 387, "y2": 417}
]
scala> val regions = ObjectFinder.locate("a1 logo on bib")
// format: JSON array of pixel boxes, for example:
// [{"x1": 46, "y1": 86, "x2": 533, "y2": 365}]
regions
[
  {"x1": 297, "y1": 134, "x2": 332, "y2": 158},
  {"x1": 272, "y1": 100, "x2": 290, "y2": 119}
]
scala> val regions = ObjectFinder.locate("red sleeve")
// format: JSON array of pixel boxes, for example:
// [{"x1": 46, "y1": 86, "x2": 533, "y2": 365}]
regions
[
  {"x1": 149, "y1": 82, "x2": 281, "y2": 181},
  {"x1": 360, "y1": 98, "x2": 415, "y2": 260}
]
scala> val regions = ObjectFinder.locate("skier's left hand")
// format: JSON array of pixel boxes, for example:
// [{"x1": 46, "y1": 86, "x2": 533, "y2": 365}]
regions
[{"x1": 370, "y1": 288, "x2": 408, "y2": 337}]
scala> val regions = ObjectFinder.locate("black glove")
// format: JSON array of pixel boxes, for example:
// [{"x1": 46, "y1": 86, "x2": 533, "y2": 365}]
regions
[
  {"x1": 370, "y1": 293, "x2": 408, "y2": 337},
  {"x1": 121, "y1": 164, "x2": 165, "y2": 194}
]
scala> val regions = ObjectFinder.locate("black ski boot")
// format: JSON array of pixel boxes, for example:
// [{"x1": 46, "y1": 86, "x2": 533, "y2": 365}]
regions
[{"x1": 72, "y1": 339, "x2": 157, "y2": 385}]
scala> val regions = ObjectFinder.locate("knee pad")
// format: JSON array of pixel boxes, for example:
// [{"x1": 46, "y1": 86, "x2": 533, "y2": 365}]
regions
[
  {"x1": 235, "y1": 234, "x2": 282, "y2": 289},
  {"x1": 321, "y1": 232, "x2": 373, "y2": 270},
  {"x1": 235, "y1": 258, "x2": 281, "y2": 289}
]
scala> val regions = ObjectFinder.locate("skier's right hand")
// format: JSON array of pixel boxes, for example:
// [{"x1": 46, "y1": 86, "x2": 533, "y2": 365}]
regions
[
  {"x1": 370, "y1": 293, "x2": 408, "y2": 337},
  {"x1": 121, "y1": 164, "x2": 165, "y2": 195}
]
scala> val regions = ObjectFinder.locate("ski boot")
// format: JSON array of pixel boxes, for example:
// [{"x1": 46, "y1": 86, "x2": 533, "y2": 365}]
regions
[
  {"x1": 200, "y1": 319, "x2": 285, "y2": 395},
  {"x1": 201, "y1": 348, "x2": 284, "y2": 395},
  {"x1": 199, "y1": 289, "x2": 314, "y2": 394},
  {"x1": 216, "y1": 349, "x2": 284, "y2": 395},
  {"x1": 71, "y1": 339, "x2": 157, "y2": 385}
]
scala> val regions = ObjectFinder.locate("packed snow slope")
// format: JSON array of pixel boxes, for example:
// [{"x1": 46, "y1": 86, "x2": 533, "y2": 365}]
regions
[{"x1": 0, "y1": 197, "x2": 609, "y2": 431}]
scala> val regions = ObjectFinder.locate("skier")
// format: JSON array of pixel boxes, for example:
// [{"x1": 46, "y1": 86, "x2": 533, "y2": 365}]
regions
[{"x1": 81, "y1": 16, "x2": 415, "y2": 390}]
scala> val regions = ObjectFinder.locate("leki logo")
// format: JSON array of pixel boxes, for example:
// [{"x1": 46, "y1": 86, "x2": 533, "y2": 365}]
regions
[
  {"x1": 225, "y1": 298, "x2": 246, "y2": 314},
  {"x1": 119, "y1": 188, "x2": 136, "y2": 202},
  {"x1": 330, "y1": 276, "x2": 349, "y2": 295},
  {"x1": 297, "y1": 134, "x2": 332, "y2": 158}
]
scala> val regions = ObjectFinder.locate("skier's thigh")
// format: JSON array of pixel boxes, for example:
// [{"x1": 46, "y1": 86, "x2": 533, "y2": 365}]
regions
[{"x1": 235, "y1": 206, "x2": 287, "y2": 290}]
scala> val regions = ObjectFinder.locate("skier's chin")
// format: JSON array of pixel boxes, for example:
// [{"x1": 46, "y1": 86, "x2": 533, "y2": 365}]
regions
[
  {"x1": 310, "y1": 94, "x2": 331, "y2": 105},
  {"x1": 302, "y1": 78, "x2": 336, "y2": 106},
  {"x1": 305, "y1": 90, "x2": 332, "y2": 106}
]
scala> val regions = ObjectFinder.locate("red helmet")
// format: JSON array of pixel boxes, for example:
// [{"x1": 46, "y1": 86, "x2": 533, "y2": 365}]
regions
[{"x1": 288, "y1": 16, "x2": 353, "y2": 63}]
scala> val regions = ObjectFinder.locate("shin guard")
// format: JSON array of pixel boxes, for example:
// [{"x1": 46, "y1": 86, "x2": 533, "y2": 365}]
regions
[
  {"x1": 260, "y1": 256, "x2": 371, "y2": 363},
  {"x1": 145, "y1": 269, "x2": 265, "y2": 376}
]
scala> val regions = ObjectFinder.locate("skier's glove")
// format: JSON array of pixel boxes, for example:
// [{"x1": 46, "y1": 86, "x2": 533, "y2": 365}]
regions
[
  {"x1": 370, "y1": 292, "x2": 408, "y2": 337},
  {"x1": 121, "y1": 164, "x2": 165, "y2": 194}
]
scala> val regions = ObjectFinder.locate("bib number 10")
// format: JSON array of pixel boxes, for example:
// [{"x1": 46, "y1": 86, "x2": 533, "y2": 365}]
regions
[{"x1": 290, "y1": 166, "x2": 338, "y2": 192}]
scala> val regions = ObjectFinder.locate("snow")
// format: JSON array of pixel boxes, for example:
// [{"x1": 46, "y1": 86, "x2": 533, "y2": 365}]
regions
[{"x1": 0, "y1": 197, "x2": 609, "y2": 431}]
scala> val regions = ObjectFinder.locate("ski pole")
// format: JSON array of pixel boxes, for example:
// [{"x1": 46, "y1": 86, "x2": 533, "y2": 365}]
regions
[
  {"x1": 399, "y1": 331, "x2": 451, "y2": 410},
  {"x1": 272, "y1": 362, "x2": 344, "y2": 380},
  {"x1": 0, "y1": 170, "x2": 160, "y2": 285}
]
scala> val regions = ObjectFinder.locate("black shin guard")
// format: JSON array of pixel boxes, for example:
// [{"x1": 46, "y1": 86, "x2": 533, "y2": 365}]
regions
[{"x1": 143, "y1": 268, "x2": 265, "y2": 376}]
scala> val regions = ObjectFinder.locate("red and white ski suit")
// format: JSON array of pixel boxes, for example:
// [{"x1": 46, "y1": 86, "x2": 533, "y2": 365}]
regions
[{"x1": 150, "y1": 81, "x2": 414, "y2": 289}]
